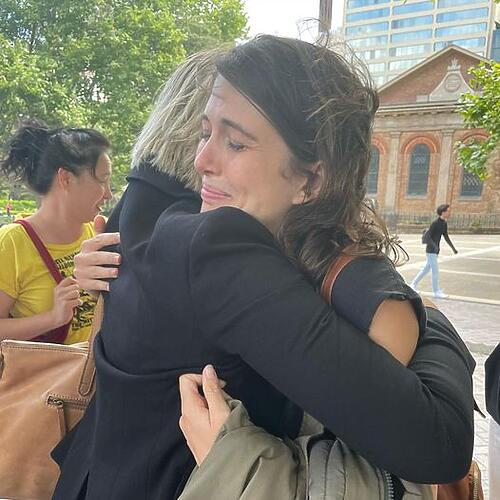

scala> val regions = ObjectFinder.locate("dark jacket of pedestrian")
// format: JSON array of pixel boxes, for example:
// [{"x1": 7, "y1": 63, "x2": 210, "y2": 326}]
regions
[{"x1": 425, "y1": 217, "x2": 457, "y2": 254}]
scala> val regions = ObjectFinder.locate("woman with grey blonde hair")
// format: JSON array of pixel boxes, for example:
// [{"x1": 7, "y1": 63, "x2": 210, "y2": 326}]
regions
[
  {"x1": 130, "y1": 48, "x2": 225, "y2": 191},
  {"x1": 55, "y1": 37, "x2": 474, "y2": 500}
]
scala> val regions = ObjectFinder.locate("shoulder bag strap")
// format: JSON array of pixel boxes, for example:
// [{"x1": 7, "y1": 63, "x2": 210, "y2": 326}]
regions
[
  {"x1": 14, "y1": 219, "x2": 71, "y2": 343},
  {"x1": 320, "y1": 252, "x2": 356, "y2": 305},
  {"x1": 14, "y1": 219, "x2": 63, "y2": 283},
  {"x1": 79, "y1": 293, "x2": 103, "y2": 396}
]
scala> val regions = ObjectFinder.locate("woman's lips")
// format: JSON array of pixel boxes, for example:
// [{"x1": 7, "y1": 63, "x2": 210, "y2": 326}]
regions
[{"x1": 201, "y1": 185, "x2": 231, "y2": 203}]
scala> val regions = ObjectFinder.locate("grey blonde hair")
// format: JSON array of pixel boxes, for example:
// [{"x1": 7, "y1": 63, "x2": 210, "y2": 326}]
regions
[{"x1": 132, "y1": 47, "x2": 227, "y2": 190}]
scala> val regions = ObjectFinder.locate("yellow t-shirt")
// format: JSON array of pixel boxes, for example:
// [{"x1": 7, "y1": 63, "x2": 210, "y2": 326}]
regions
[{"x1": 0, "y1": 222, "x2": 97, "y2": 344}]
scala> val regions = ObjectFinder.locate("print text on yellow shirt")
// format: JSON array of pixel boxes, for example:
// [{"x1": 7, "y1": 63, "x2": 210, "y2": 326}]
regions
[{"x1": 0, "y1": 222, "x2": 97, "y2": 344}]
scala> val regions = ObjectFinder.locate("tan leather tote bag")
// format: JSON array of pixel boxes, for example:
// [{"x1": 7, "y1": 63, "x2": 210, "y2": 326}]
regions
[{"x1": 0, "y1": 296, "x2": 103, "y2": 500}]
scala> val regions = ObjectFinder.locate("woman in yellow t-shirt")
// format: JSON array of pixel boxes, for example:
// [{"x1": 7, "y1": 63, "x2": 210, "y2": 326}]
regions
[{"x1": 0, "y1": 119, "x2": 112, "y2": 344}]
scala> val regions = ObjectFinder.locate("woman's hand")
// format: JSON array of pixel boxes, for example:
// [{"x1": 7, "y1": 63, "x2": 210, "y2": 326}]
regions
[
  {"x1": 179, "y1": 365, "x2": 231, "y2": 466},
  {"x1": 73, "y1": 232, "x2": 121, "y2": 292},
  {"x1": 49, "y1": 277, "x2": 82, "y2": 328}
]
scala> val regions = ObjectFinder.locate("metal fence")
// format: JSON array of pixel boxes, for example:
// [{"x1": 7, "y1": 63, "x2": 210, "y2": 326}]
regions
[{"x1": 379, "y1": 211, "x2": 500, "y2": 232}]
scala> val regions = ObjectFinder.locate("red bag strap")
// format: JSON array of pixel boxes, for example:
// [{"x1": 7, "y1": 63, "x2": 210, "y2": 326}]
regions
[
  {"x1": 320, "y1": 250, "x2": 357, "y2": 305},
  {"x1": 13, "y1": 219, "x2": 69, "y2": 343},
  {"x1": 14, "y1": 219, "x2": 63, "y2": 283}
]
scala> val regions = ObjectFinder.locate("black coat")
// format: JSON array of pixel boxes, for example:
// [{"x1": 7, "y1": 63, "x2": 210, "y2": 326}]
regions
[
  {"x1": 486, "y1": 342, "x2": 500, "y2": 425},
  {"x1": 53, "y1": 165, "x2": 475, "y2": 499}
]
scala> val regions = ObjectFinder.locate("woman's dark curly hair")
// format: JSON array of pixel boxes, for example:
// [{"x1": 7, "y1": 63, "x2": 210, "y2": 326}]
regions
[
  {"x1": 216, "y1": 35, "x2": 406, "y2": 283},
  {"x1": 1, "y1": 118, "x2": 110, "y2": 195}
]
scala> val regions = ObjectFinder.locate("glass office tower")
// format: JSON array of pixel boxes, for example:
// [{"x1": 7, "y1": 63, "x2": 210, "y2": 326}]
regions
[
  {"x1": 344, "y1": 0, "x2": 498, "y2": 86},
  {"x1": 491, "y1": 22, "x2": 500, "y2": 61}
]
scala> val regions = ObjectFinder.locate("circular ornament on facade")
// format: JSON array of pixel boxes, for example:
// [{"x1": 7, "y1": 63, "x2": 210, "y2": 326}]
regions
[{"x1": 444, "y1": 74, "x2": 461, "y2": 92}]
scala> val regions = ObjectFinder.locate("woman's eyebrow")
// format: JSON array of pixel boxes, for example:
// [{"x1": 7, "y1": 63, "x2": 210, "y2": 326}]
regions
[
  {"x1": 200, "y1": 113, "x2": 258, "y2": 142},
  {"x1": 220, "y1": 118, "x2": 258, "y2": 142}
]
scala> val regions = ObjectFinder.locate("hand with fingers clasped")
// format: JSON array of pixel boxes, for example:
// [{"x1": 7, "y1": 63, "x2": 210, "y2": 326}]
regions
[
  {"x1": 179, "y1": 365, "x2": 231, "y2": 466},
  {"x1": 49, "y1": 277, "x2": 83, "y2": 328},
  {"x1": 73, "y1": 229, "x2": 121, "y2": 293}
]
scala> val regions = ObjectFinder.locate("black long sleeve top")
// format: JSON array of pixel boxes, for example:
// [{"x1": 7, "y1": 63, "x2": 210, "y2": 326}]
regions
[
  {"x1": 486, "y1": 342, "x2": 500, "y2": 425},
  {"x1": 53, "y1": 166, "x2": 474, "y2": 499},
  {"x1": 425, "y1": 217, "x2": 457, "y2": 254}
]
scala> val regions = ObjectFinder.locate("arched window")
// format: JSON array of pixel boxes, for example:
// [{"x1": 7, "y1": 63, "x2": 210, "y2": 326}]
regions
[
  {"x1": 367, "y1": 147, "x2": 380, "y2": 195},
  {"x1": 460, "y1": 169, "x2": 483, "y2": 197},
  {"x1": 407, "y1": 144, "x2": 430, "y2": 196}
]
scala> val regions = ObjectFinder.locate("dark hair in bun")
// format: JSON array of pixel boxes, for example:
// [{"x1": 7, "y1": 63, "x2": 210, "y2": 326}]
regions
[{"x1": 1, "y1": 118, "x2": 110, "y2": 194}]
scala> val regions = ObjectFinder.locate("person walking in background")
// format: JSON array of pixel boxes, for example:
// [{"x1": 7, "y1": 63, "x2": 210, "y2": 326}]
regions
[
  {"x1": 0, "y1": 118, "x2": 112, "y2": 344},
  {"x1": 5, "y1": 200, "x2": 13, "y2": 218},
  {"x1": 411, "y1": 204, "x2": 458, "y2": 299}
]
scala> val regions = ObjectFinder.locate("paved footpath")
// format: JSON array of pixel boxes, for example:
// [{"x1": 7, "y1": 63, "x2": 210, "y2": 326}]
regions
[
  {"x1": 398, "y1": 233, "x2": 500, "y2": 304},
  {"x1": 418, "y1": 299, "x2": 498, "y2": 499},
  {"x1": 396, "y1": 234, "x2": 499, "y2": 498}
]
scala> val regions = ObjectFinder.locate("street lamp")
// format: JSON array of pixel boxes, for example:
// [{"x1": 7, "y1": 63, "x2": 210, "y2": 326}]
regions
[{"x1": 319, "y1": 0, "x2": 332, "y2": 34}]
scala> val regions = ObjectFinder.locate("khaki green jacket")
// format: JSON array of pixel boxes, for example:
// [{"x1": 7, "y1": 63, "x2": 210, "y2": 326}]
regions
[{"x1": 179, "y1": 400, "x2": 433, "y2": 500}]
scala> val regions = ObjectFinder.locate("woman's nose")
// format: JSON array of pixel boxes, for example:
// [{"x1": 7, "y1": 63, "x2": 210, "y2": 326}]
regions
[
  {"x1": 104, "y1": 184, "x2": 113, "y2": 201},
  {"x1": 194, "y1": 139, "x2": 219, "y2": 176}
]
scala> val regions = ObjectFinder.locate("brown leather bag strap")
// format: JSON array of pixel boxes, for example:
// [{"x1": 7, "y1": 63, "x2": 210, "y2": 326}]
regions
[
  {"x1": 78, "y1": 294, "x2": 104, "y2": 396},
  {"x1": 320, "y1": 253, "x2": 356, "y2": 305}
]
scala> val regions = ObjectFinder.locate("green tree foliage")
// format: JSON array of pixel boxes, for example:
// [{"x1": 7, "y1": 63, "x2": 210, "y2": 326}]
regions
[
  {"x1": 0, "y1": 0, "x2": 247, "y2": 191},
  {"x1": 0, "y1": 34, "x2": 89, "y2": 131},
  {"x1": 455, "y1": 0, "x2": 500, "y2": 180},
  {"x1": 457, "y1": 62, "x2": 500, "y2": 180}
]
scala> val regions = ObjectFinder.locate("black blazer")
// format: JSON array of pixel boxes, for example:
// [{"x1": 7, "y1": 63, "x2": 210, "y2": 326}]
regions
[{"x1": 53, "y1": 165, "x2": 475, "y2": 499}]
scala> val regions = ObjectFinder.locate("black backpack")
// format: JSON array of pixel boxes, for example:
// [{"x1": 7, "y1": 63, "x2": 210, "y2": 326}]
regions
[{"x1": 421, "y1": 229, "x2": 430, "y2": 244}]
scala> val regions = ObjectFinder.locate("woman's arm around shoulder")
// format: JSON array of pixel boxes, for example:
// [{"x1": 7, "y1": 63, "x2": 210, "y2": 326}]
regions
[
  {"x1": 369, "y1": 298, "x2": 418, "y2": 366},
  {"x1": 188, "y1": 207, "x2": 474, "y2": 483},
  {"x1": 329, "y1": 256, "x2": 424, "y2": 366}
]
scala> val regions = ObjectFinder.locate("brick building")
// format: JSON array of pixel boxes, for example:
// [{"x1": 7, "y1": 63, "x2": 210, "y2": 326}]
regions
[{"x1": 370, "y1": 44, "x2": 500, "y2": 226}]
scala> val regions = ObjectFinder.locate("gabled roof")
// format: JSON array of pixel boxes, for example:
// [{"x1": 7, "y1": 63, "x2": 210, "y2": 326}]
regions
[{"x1": 378, "y1": 44, "x2": 489, "y2": 94}]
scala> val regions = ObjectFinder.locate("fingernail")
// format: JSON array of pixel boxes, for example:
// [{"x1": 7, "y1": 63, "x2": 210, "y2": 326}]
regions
[
  {"x1": 113, "y1": 269, "x2": 119, "y2": 276},
  {"x1": 205, "y1": 364, "x2": 217, "y2": 379},
  {"x1": 115, "y1": 255, "x2": 121, "y2": 264},
  {"x1": 105, "y1": 283, "x2": 110, "y2": 291}
]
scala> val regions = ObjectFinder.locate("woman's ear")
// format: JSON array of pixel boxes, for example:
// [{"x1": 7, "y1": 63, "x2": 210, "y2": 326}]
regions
[
  {"x1": 291, "y1": 161, "x2": 324, "y2": 206},
  {"x1": 303, "y1": 162, "x2": 324, "y2": 203},
  {"x1": 56, "y1": 168, "x2": 72, "y2": 191}
]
